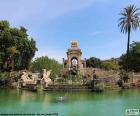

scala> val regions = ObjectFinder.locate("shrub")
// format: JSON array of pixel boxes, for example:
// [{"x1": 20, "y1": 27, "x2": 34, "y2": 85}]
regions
[
  {"x1": 94, "y1": 82, "x2": 105, "y2": 92},
  {"x1": 0, "y1": 72, "x2": 10, "y2": 81}
]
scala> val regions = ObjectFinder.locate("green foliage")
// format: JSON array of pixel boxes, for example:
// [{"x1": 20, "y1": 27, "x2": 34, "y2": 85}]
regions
[
  {"x1": 119, "y1": 42, "x2": 140, "y2": 72},
  {"x1": 0, "y1": 20, "x2": 37, "y2": 71},
  {"x1": 0, "y1": 20, "x2": 9, "y2": 30},
  {"x1": 7, "y1": 46, "x2": 18, "y2": 54},
  {"x1": 94, "y1": 83, "x2": 105, "y2": 92},
  {"x1": 101, "y1": 61, "x2": 120, "y2": 70},
  {"x1": 119, "y1": 69, "x2": 129, "y2": 83},
  {"x1": 117, "y1": 75, "x2": 130, "y2": 88},
  {"x1": 118, "y1": 5, "x2": 140, "y2": 70},
  {"x1": 30, "y1": 56, "x2": 62, "y2": 78},
  {"x1": 86, "y1": 57, "x2": 102, "y2": 68},
  {"x1": 118, "y1": 4, "x2": 140, "y2": 33},
  {"x1": 0, "y1": 72, "x2": 10, "y2": 81},
  {"x1": 86, "y1": 57, "x2": 119, "y2": 70}
]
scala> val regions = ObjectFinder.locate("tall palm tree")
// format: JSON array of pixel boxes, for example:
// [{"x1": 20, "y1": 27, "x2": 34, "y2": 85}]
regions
[{"x1": 118, "y1": 4, "x2": 140, "y2": 70}]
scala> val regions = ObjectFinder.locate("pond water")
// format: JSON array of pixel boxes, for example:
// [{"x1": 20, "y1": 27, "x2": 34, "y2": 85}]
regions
[{"x1": 0, "y1": 88, "x2": 140, "y2": 116}]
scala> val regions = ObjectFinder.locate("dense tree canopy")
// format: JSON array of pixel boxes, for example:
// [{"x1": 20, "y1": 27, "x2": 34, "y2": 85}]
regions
[
  {"x1": 30, "y1": 56, "x2": 62, "y2": 78},
  {"x1": 119, "y1": 42, "x2": 140, "y2": 72},
  {"x1": 101, "y1": 61, "x2": 120, "y2": 70},
  {"x1": 86, "y1": 57, "x2": 119, "y2": 70},
  {"x1": 86, "y1": 57, "x2": 102, "y2": 68},
  {"x1": 0, "y1": 20, "x2": 37, "y2": 71}
]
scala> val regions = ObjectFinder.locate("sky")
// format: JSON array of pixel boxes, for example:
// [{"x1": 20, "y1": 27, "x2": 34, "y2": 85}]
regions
[{"x1": 0, "y1": 0, "x2": 140, "y2": 62}]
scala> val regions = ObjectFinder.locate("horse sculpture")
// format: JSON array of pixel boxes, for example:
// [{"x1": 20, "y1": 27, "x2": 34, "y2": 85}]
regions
[{"x1": 41, "y1": 69, "x2": 52, "y2": 88}]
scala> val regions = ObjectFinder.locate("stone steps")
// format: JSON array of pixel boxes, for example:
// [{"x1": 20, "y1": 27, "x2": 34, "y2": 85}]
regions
[{"x1": 44, "y1": 84, "x2": 91, "y2": 91}]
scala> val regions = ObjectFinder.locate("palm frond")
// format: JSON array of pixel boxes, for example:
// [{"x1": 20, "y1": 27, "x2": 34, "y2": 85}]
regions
[{"x1": 118, "y1": 4, "x2": 140, "y2": 34}]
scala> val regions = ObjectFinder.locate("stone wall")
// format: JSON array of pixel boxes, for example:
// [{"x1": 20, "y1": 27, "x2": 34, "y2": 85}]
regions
[
  {"x1": 44, "y1": 84, "x2": 91, "y2": 91},
  {"x1": 61, "y1": 68, "x2": 119, "y2": 77},
  {"x1": 131, "y1": 72, "x2": 140, "y2": 83}
]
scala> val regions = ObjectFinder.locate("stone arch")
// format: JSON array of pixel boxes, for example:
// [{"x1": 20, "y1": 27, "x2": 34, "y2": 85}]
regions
[{"x1": 71, "y1": 57, "x2": 78, "y2": 68}]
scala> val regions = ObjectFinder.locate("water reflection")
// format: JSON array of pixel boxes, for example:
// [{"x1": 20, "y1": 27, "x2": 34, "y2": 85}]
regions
[{"x1": 0, "y1": 88, "x2": 140, "y2": 116}]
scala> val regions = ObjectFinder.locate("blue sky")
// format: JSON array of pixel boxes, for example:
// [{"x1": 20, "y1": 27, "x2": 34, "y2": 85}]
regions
[{"x1": 0, "y1": 0, "x2": 140, "y2": 62}]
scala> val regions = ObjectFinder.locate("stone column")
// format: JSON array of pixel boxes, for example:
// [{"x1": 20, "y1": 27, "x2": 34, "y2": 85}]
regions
[{"x1": 68, "y1": 56, "x2": 71, "y2": 68}]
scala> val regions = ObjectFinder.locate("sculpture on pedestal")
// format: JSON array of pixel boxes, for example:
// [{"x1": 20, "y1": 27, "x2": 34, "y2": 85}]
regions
[{"x1": 41, "y1": 69, "x2": 52, "y2": 87}]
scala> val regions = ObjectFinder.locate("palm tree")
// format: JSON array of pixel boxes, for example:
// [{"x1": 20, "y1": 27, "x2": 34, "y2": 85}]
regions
[{"x1": 118, "y1": 4, "x2": 140, "y2": 70}]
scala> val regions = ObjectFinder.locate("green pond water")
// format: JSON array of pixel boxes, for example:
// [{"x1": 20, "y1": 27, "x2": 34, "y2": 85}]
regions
[{"x1": 0, "y1": 88, "x2": 140, "y2": 116}]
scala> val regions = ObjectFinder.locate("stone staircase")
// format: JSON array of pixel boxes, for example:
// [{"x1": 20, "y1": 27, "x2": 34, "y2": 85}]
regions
[{"x1": 44, "y1": 84, "x2": 91, "y2": 92}]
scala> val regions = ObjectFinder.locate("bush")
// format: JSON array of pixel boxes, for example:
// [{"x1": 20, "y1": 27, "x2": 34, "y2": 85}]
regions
[
  {"x1": 119, "y1": 70, "x2": 129, "y2": 83},
  {"x1": 119, "y1": 42, "x2": 140, "y2": 72},
  {"x1": 94, "y1": 82, "x2": 105, "y2": 92},
  {"x1": 0, "y1": 72, "x2": 10, "y2": 86},
  {"x1": 101, "y1": 61, "x2": 120, "y2": 70},
  {"x1": 122, "y1": 83, "x2": 130, "y2": 89},
  {"x1": 0, "y1": 72, "x2": 10, "y2": 81}
]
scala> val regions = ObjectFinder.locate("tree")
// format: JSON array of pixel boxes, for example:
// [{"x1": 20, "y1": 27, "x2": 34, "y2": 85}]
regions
[
  {"x1": 118, "y1": 4, "x2": 140, "y2": 70},
  {"x1": 0, "y1": 20, "x2": 37, "y2": 71},
  {"x1": 101, "y1": 61, "x2": 119, "y2": 70},
  {"x1": 6, "y1": 46, "x2": 18, "y2": 71},
  {"x1": 30, "y1": 56, "x2": 62, "y2": 79},
  {"x1": 0, "y1": 20, "x2": 9, "y2": 31},
  {"x1": 119, "y1": 69, "x2": 129, "y2": 83},
  {"x1": 86, "y1": 57, "x2": 102, "y2": 68},
  {"x1": 119, "y1": 42, "x2": 140, "y2": 72},
  {"x1": 117, "y1": 69, "x2": 129, "y2": 88},
  {"x1": 86, "y1": 57, "x2": 119, "y2": 70}
]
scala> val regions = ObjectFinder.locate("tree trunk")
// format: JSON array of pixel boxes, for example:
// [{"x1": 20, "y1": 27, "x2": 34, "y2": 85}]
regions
[
  {"x1": 11, "y1": 59, "x2": 14, "y2": 71},
  {"x1": 11, "y1": 54, "x2": 14, "y2": 71},
  {"x1": 126, "y1": 27, "x2": 131, "y2": 71}
]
